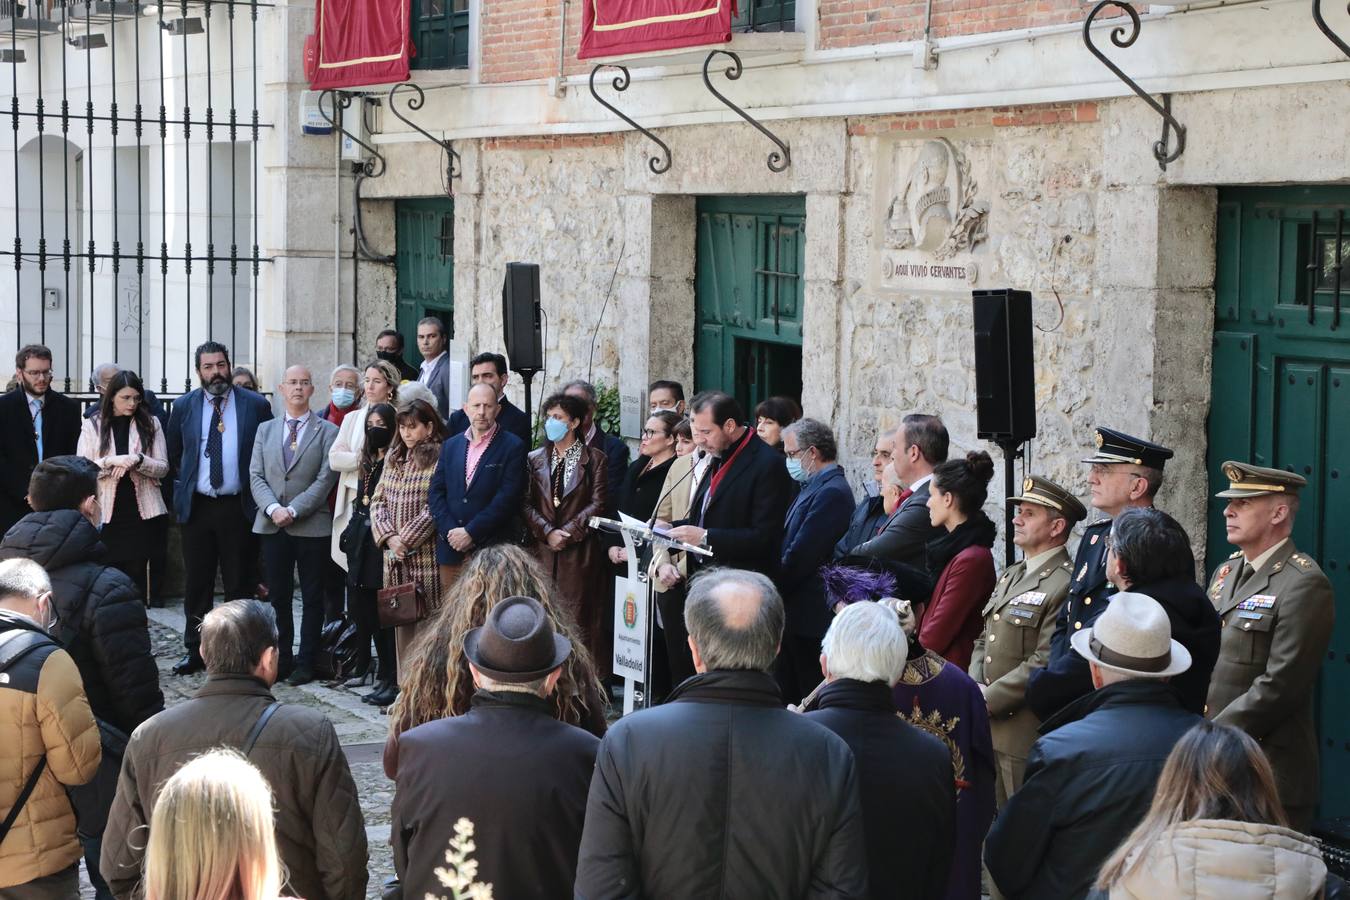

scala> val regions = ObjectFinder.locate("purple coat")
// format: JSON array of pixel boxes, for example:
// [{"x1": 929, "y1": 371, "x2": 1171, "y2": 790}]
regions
[{"x1": 892, "y1": 648, "x2": 996, "y2": 900}]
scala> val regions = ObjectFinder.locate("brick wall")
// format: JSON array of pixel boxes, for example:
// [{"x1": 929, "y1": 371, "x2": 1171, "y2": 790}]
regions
[
  {"x1": 845, "y1": 100, "x2": 1098, "y2": 135},
  {"x1": 818, "y1": 0, "x2": 1099, "y2": 50},
  {"x1": 480, "y1": 0, "x2": 595, "y2": 83}
]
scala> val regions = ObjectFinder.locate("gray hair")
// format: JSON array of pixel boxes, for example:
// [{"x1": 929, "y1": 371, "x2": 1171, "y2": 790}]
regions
[
  {"x1": 684, "y1": 568, "x2": 784, "y2": 672},
  {"x1": 329, "y1": 364, "x2": 362, "y2": 384},
  {"x1": 89, "y1": 362, "x2": 120, "y2": 391},
  {"x1": 474, "y1": 671, "x2": 552, "y2": 697},
  {"x1": 0, "y1": 558, "x2": 51, "y2": 603},
  {"x1": 397, "y1": 382, "x2": 438, "y2": 416},
  {"x1": 562, "y1": 379, "x2": 597, "y2": 406},
  {"x1": 882, "y1": 466, "x2": 905, "y2": 489},
  {"x1": 821, "y1": 601, "x2": 908, "y2": 686},
  {"x1": 417, "y1": 316, "x2": 446, "y2": 337},
  {"x1": 783, "y1": 418, "x2": 837, "y2": 462},
  {"x1": 200, "y1": 600, "x2": 279, "y2": 675}
]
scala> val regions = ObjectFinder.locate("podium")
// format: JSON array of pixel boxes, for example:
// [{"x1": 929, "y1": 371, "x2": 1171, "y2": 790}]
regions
[{"x1": 589, "y1": 515, "x2": 711, "y2": 715}]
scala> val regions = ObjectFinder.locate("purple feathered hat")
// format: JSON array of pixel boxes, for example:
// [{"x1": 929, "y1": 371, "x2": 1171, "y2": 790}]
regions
[{"x1": 821, "y1": 565, "x2": 897, "y2": 609}]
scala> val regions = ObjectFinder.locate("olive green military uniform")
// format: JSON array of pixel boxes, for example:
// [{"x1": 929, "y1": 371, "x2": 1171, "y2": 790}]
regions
[
  {"x1": 1205, "y1": 462, "x2": 1335, "y2": 831},
  {"x1": 970, "y1": 476, "x2": 1085, "y2": 806}
]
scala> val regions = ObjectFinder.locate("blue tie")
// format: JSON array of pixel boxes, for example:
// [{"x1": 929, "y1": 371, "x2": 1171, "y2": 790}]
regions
[
  {"x1": 30, "y1": 398, "x2": 43, "y2": 462},
  {"x1": 207, "y1": 397, "x2": 224, "y2": 490}
]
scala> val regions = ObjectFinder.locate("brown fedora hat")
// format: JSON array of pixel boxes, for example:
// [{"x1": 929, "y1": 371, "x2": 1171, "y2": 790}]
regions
[{"x1": 463, "y1": 596, "x2": 572, "y2": 683}]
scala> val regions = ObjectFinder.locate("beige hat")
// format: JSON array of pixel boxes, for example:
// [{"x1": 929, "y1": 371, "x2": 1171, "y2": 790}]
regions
[{"x1": 1070, "y1": 592, "x2": 1191, "y2": 679}]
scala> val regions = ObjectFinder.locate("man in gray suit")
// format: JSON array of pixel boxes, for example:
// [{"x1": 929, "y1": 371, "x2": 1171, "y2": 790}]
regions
[
  {"x1": 842, "y1": 413, "x2": 947, "y2": 569},
  {"x1": 416, "y1": 316, "x2": 451, "y2": 420},
  {"x1": 250, "y1": 365, "x2": 340, "y2": 685}
]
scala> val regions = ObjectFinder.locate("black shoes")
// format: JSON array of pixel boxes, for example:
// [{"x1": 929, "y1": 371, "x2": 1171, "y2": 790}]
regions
[
  {"x1": 172, "y1": 652, "x2": 205, "y2": 676},
  {"x1": 286, "y1": 666, "x2": 316, "y2": 687},
  {"x1": 363, "y1": 682, "x2": 398, "y2": 707}
]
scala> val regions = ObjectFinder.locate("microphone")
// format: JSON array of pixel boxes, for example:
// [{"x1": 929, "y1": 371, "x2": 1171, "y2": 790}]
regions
[{"x1": 647, "y1": 449, "x2": 706, "y2": 529}]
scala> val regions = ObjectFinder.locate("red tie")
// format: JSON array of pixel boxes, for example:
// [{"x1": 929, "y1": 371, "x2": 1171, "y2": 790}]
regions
[{"x1": 876, "y1": 489, "x2": 914, "y2": 534}]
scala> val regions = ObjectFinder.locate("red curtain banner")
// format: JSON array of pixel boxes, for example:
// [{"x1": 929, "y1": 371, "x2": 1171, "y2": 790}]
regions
[
  {"x1": 579, "y1": 0, "x2": 733, "y2": 59},
  {"x1": 305, "y1": 0, "x2": 410, "y2": 91}
]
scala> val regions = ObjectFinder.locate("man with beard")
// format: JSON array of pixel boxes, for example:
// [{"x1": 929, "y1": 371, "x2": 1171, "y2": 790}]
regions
[
  {"x1": 0, "y1": 344, "x2": 82, "y2": 535},
  {"x1": 166, "y1": 341, "x2": 273, "y2": 675}
]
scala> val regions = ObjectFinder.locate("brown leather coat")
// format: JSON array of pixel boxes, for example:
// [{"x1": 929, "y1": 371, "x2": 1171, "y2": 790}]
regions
[{"x1": 525, "y1": 443, "x2": 609, "y2": 664}]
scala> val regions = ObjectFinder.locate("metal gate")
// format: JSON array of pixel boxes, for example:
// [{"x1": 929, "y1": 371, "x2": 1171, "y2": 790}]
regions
[{"x1": 2, "y1": 0, "x2": 270, "y2": 393}]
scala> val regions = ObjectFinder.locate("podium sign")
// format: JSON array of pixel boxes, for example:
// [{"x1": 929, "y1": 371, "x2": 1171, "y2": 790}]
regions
[{"x1": 612, "y1": 576, "x2": 647, "y2": 682}]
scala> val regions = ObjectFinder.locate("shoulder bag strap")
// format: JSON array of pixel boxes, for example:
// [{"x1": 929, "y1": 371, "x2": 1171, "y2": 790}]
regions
[
  {"x1": 242, "y1": 701, "x2": 282, "y2": 756},
  {"x1": 0, "y1": 755, "x2": 47, "y2": 847}
]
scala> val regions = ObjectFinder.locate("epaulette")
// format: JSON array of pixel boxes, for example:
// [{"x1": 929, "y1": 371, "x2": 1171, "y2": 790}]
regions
[
  {"x1": 1289, "y1": 553, "x2": 1314, "y2": 570},
  {"x1": 1228, "y1": 549, "x2": 1243, "y2": 559}
]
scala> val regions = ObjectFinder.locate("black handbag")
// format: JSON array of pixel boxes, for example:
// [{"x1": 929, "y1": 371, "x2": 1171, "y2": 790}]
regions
[{"x1": 315, "y1": 615, "x2": 362, "y2": 681}]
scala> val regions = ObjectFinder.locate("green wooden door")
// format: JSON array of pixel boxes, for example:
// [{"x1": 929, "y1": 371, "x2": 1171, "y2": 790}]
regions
[
  {"x1": 395, "y1": 198, "x2": 455, "y2": 353},
  {"x1": 1208, "y1": 186, "x2": 1350, "y2": 820},
  {"x1": 694, "y1": 195, "x2": 805, "y2": 414}
]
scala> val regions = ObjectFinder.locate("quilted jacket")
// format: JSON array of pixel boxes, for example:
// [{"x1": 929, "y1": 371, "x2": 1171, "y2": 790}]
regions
[{"x1": 0, "y1": 610, "x2": 102, "y2": 888}]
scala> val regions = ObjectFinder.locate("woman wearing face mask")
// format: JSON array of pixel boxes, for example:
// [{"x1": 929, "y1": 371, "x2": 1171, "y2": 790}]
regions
[
  {"x1": 337, "y1": 402, "x2": 398, "y2": 700},
  {"x1": 329, "y1": 360, "x2": 401, "y2": 578},
  {"x1": 920, "y1": 450, "x2": 998, "y2": 671},
  {"x1": 525, "y1": 392, "x2": 610, "y2": 676},
  {"x1": 369, "y1": 399, "x2": 447, "y2": 703},
  {"x1": 77, "y1": 370, "x2": 170, "y2": 600}
]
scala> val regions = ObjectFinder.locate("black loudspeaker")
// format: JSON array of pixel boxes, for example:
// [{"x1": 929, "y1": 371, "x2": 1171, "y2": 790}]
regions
[
  {"x1": 972, "y1": 288, "x2": 1036, "y2": 445},
  {"x1": 502, "y1": 262, "x2": 543, "y2": 372}
]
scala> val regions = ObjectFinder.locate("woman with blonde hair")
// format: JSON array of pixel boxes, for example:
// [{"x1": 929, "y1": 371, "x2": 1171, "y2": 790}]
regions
[
  {"x1": 143, "y1": 749, "x2": 287, "y2": 900},
  {"x1": 1092, "y1": 720, "x2": 1327, "y2": 899},
  {"x1": 383, "y1": 543, "x2": 607, "y2": 778}
]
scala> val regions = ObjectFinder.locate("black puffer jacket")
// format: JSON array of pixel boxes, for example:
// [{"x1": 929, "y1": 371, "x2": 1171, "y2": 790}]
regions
[
  {"x1": 0, "y1": 510, "x2": 163, "y2": 734},
  {"x1": 574, "y1": 669, "x2": 868, "y2": 899}
]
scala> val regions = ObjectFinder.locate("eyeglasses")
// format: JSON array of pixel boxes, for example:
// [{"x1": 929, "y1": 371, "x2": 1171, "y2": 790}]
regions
[
  {"x1": 641, "y1": 429, "x2": 668, "y2": 438},
  {"x1": 282, "y1": 380, "x2": 313, "y2": 388},
  {"x1": 1090, "y1": 464, "x2": 1146, "y2": 479},
  {"x1": 23, "y1": 369, "x2": 53, "y2": 380},
  {"x1": 785, "y1": 446, "x2": 813, "y2": 460}
]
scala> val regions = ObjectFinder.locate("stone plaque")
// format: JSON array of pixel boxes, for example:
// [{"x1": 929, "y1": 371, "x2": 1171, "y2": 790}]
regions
[{"x1": 874, "y1": 137, "x2": 991, "y2": 294}]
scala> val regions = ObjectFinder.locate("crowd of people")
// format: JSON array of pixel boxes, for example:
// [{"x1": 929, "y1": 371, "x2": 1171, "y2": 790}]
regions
[{"x1": 0, "y1": 325, "x2": 1340, "y2": 900}]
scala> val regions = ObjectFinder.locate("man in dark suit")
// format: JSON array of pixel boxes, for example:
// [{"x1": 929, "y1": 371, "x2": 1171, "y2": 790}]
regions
[
  {"x1": 415, "y1": 317, "x2": 451, "y2": 420},
  {"x1": 376, "y1": 328, "x2": 421, "y2": 383},
  {"x1": 563, "y1": 380, "x2": 630, "y2": 513},
  {"x1": 1026, "y1": 426, "x2": 1172, "y2": 721},
  {"x1": 390, "y1": 596, "x2": 598, "y2": 900},
  {"x1": 842, "y1": 414, "x2": 947, "y2": 569},
  {"x1": 0, "y1": 344, "x2": 82, "y2": 535},
  {"x1": 667, "y1": 392, "x2": 794, "y2": 579},
  {"x1": 429, "y1": 383, "x2": 528, "y2": 587},
  {"x1": 777, "y1": 418, "x2": 856, "y2": 704},
  {"x1": 446, "y1": 351, "x2": 532, "y2": 445},
  {"x1": 166, "y1": 340, "x2": 274, "y2": 675}
]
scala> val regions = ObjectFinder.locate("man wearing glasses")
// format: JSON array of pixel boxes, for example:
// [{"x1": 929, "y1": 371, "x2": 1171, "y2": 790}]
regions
[
  {"x1": 1026, "y1": 426, "x2": 1174, "y2": 721},
  {"x1": 0, "y1": 345, "x2": 82, "y2": 535}
]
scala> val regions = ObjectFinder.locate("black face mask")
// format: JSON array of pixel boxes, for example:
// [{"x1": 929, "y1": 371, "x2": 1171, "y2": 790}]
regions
[
  {"x1": 365, "y1": 425, "x2": 393, "y2": 450},
  {"x1": 377, "y1": 350, "x2": 403, "y2": 365}
]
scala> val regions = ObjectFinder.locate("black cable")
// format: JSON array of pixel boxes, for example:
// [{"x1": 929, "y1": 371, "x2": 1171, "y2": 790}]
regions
[{"x1": 586, "y1": 237, "x2": 624, "y2": 382}]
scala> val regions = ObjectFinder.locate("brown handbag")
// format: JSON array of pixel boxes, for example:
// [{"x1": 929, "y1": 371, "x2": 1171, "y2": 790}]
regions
[{"x1": 377, "y1": 558, "x2": 427, "y2": 629}]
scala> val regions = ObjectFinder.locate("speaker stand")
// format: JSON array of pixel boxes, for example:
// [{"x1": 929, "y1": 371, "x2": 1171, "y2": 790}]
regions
[
  {"x1": 995, "y1": 438, "x2": 1025, "y2": 568},
  {"x1": 515, "y1": 368, "x2": 540, "y2": 437}
]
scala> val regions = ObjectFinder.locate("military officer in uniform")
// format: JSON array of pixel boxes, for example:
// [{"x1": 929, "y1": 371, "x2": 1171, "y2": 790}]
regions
[
  {"x1": 1205, "y1": 462, "x2": 1334, "y2": 831},
  {"x1": 1026, "y1": 427, "x2": 1173, "y2": 721},
  {"x1": 971, "y1": 476, "x2": 1085, "y2": 806}
]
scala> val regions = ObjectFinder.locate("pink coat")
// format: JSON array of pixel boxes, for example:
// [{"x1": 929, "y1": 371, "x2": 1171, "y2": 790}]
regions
[{"x1": 76, "y1": 416, "x2": 170, "y2": 523}]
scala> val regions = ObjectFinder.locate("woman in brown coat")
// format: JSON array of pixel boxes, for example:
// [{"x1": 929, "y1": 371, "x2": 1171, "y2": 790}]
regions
[
  {"x1": 370, "y1": 398, "x2": 446, "y2": 700},
  {"x1": 526, "y1": 392, "x2": 609, "y2": 674}
]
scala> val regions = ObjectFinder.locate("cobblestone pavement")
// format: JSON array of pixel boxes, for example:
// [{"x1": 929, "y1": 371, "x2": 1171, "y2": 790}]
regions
[{"x1": 81, "y1": 600, "x2": 395, "y2": 899}]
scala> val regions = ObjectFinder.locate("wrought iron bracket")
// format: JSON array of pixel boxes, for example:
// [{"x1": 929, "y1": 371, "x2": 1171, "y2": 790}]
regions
[
  {"x1": 1082, "y1": 1, "x2": 1186, "y2": 171},
  {"x1": 318, "y1": 90, "x2": 386, "y2": 178},
  {"x1": 387, "y1": 82, "x2": 461, "y2": 184},
  {"x1": 1312, "y1": 0, "x2": 1350, "y2": 58},
  {"x1": 588, "y1": 64, "x2": 671, "y2": 175},
  {"x1": 701, "y1": 49, "x2": 790, "y2": 173}
]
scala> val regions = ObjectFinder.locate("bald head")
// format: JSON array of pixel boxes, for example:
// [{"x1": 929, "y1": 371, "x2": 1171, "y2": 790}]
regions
[
  {"x1": 684, "y1": 568, "x2": 784, "y2": 673},
  {"x1": 464, "y1": 381, "x2": 501, "y2": 438},
  {"x1": 280, "y1": 365, "x2": 315, "y2": 416}
]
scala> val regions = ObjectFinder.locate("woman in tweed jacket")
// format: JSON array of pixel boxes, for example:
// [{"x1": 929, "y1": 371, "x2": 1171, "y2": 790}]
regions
[{"x1": 370, "y1": 397, "x2": 447, "y2": 684}]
